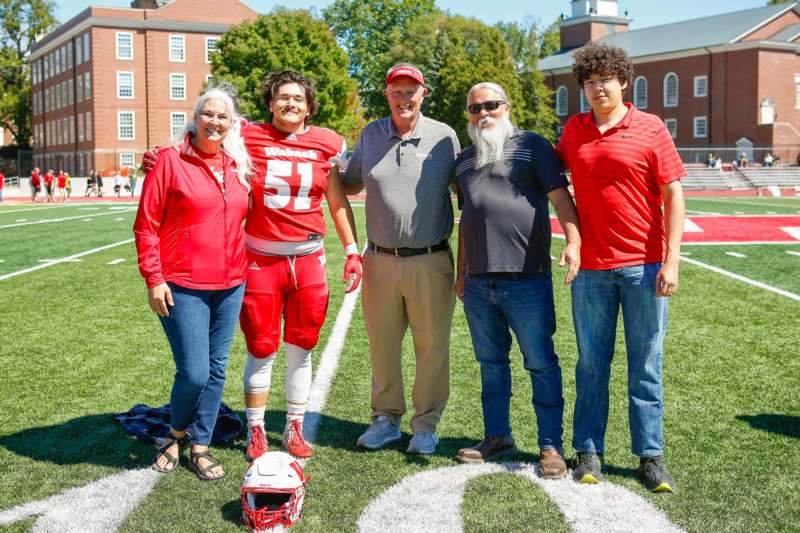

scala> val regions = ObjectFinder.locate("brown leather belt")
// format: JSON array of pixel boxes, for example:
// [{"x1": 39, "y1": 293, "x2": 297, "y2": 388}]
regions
[{"x1": 368, "y1": 240, "x2": 449, "y2": 257}]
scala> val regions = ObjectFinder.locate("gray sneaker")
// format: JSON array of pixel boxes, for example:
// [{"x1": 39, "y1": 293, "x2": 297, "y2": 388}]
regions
[
  {"x1": 639, "y1": 455, "x2": 676, "y2": 493},
  {"x1": 356, "y1": 415, "x2": 401, "y2": 450},
  {"x1": 573, "y1": 452, "x2": 603, "y2": 484},
  {"x1": 407, "y1": 431, "x2": 439, "y2": 454}
]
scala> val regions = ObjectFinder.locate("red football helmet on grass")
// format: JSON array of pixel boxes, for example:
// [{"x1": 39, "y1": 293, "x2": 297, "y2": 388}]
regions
[{"x1": 241, "y1": 452, "x2": 309, "y2": 531}]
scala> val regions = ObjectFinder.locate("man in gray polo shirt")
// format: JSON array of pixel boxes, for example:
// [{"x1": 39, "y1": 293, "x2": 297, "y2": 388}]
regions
[
  {"x1": 343, "y1": 63, "x2": 460, "y2": 455},
  {"x1": 453, "y1": 82, "x2": 580, "y2": 478}
]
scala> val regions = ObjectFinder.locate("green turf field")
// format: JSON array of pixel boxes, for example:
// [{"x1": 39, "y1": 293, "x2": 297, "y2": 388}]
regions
[{"x1": 0, "y1": 198, "x2": 798, "y2": 532}]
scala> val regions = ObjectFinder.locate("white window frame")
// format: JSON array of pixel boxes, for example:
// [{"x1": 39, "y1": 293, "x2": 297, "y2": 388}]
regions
[
  {"x1": 205, "y1": 37, "x2": 219, "y2": 64},
  {"x1": 43, "y1": 56, "x2": 48, "y2": 80},
  {"x1": 85, "y1": 111, "x2": 92, "y2": 141},
  {"x1": 76, "y1": 37, "x2": 82, "y2": 65},
  {"x1": 67, "y1": 80, "x2": 73, "y2": 106},
  {"x1": 693, "y1": 75, "x2": 708, "y2": 98},
  {"x1": 205, "y1": 74, "x2": 214, "y2": 85},
  {"x1": 69, "y1": 116, "x2": 75, "y2": 143},
  {"x1": 67, "y1": 42, "x2": 73, "y2": 69},
  {"x1": 117, "y1": 71, "x2": 134, "y2": 99},
  {"x1": 760, "y1": 98, "x2": 775, "y2": 125},
  {"x1": 663, "y1": 72, "x2": 679, "y2": 108},
  {"x1": 84, "y1": 72, "x2": 92, "y2": 100},
  {"x1": 170, "y1": 73, "x2": 186, "y2": 100},
  {"x1": 580, "y1": 89, "x2": 590, "y2": 112},
  {"x1": 83, "y1": 33, "x2": 91, "y2": 62},
  {"x1": 170, "y1": 112, "x2": 187, "y2": 140},
  {"x1": 76, "y1": 76, "x2": 83, "y2": 102},
  {"x1": 120, "y1": 152, "x2": 135, "y2": 169},
  {"x1": 633, "y1": 76, "x2": 648, "y2": 109},
  {"x1": 556, "y1": 86, "x2": 568, "y2": 116},
  {"x1": 169, "y1": 35, "x2": 185, "y2": 62},
  {"x1": 664, "y1": 118, "x2": 678, "y2": 139},
  {"x1": 117, "y1": 111, "x2": 135, "y2": 140},
  {"x1": 78, "y1": 113, "x2": 84, "y2": 142},
  {"x1": 693, "y1": 116, "x2": 708, "y2": 138},
  {"x1": 116, "y1": 31, "x2": 133, "y2": 60}
]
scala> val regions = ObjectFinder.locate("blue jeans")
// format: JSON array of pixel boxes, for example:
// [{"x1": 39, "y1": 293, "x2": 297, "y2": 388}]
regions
[
  {"x1": 463, "y1": 273, "x2": 564, "y2": 451},
  {"x1": 159, "y1": 282, "x2": 245, "y2": 445},
  {"x1": 571, "y1": 264, "x2": 668, "y2": 457}
]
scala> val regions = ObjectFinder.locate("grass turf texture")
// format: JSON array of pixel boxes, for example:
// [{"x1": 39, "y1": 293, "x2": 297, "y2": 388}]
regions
[
  {"x1": 0, "y1": 200, "x2": 798, "y2": 532},
  {"x1": 683, "y1": 196, "x2": 800, "y2": 215}
]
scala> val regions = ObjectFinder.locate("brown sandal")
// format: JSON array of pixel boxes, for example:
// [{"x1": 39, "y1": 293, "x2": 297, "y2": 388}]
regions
[
  {"x1": 189, "y1": 450, "x2": 225, "y2": 481},
  {"x1": 151, "y1": 434, "x2": 187, "y2": 473}
]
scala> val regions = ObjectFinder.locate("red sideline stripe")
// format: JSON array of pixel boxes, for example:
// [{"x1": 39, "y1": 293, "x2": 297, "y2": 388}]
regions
[{"x1": 550, "y1": 215, "x2": 800, "y2": 243}]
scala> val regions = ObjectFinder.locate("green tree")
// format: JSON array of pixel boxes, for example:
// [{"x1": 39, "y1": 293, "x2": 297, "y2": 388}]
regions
[
  {"x1": 0, "y1": 0, "x2": 57, "y2": 148},
  {"x1": 211, "y1": 8, "x2": 361, "y2": 139},
  {"x1": 324, "y1": 0, "x2": 438, "y2": 119}
]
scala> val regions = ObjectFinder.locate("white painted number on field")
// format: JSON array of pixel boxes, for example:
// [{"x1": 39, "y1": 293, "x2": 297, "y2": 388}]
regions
[
  {"x1": 0, "y1": 469, "x2": 160, "y2": 532},
  {"x1": 358, "y1": 462, "x2": 684, "y2": 533},
  {"x1": 683, "y1": 218, "x2": 703, "y2": 233},
  {"x1": 107, "y1": 258, "x2": 126, "y2": 265},
  {"x1": 780, "y1": 227, "x2": 800, "y2": 240}
]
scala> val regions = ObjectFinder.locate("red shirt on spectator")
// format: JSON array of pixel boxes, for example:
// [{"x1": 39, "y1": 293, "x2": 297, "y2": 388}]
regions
[
  {"x1": 134, "y1": 136, "x2": 249, "y2": 290},
  {"x1": 44, "y1": 172, "x2": 54, "y2": 186},
  {"x1": 0, "y1": 173, "x2": 4, "y2": 189},
  {"x1": 557, "y1": 103, "x2": 685, "y2": 270},
  {"x1": 31, "y1": 171, "x2": 41, "y2": 187}
]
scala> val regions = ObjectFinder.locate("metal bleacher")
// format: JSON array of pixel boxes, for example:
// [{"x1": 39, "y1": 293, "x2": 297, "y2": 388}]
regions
[
  {"x1": 736, "y1": 166, "x2": 800, "y2": 190},
  {"x1": 682, "y1": 164, "x2": 751, "y2": 191}
]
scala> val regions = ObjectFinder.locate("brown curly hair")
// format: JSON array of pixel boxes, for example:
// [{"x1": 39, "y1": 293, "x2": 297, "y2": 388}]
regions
[
  {"x1": 260, "y1": 70, "x2": 319, "y2": 124},
  {"x1": 572, "y1": 43, "x2": 633, "y2": 92}
]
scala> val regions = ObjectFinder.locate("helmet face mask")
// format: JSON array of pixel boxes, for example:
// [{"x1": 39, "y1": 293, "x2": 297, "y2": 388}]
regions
[{"x1": 241, "y1": 452, "x2": 308, "y2": 531}]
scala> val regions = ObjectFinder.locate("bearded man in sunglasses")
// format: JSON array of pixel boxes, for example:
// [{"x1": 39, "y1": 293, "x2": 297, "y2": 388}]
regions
[{"x1": 453, "y1": 82, "x2": 581, "y2": 478}]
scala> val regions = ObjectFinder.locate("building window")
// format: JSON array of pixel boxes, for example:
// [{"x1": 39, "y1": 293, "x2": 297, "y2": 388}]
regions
[
  {"x1": 170, "y1": 73, "x2": 186, "y2": 100},
  {"x1": 84, "y1": 72, "x2": 91, "y2": 99},
  {"x1": 694, "y1": 75, "x2": 708, "y2": 98},
  {"x1": 69, "y1": 116, "x2": 75, "y2": 143},
  {"x1": 85, "y1": 111, "x2": 92, "y2": 140},
  {"x1": 68, "y1": 81, "x2": 73, "y2": 105},
  {"x1": 693, "y1": 116, "x2": 707, "y2": 138},
  {"x1": 117, "y1": 71, "x2": 134, "y2": 99},
  {"x1": 76, "y1": 76, "x2": 83, "y2": 101},
  {"x1": 118, "y1": 111, "x2": 135, "y2": 140},
  {"x1": 83, "y1": 33, "x2": 90, "y2": 61},
  {"x1": 169, "y1": 35, "x2": 185, "y2": 62},
  {"x1": 66, "y1": 42, "x2": 73, "y2": 69},
  {"x1": 664, "y1": 73, "x2": 678, "y2": 107},
  {"x1": 205, "y1": 37, "x2": 219, "y2": 63},
  {"x1": 760, "y1": 98, "x2": 775, "y2": 125},
  {"x1": 76, "y1": 37, "x2": 82, "y2": 65},
  {"x1": 116, "y1": 32, "x2": 133, "y2": 60},
  {"x1": 580, "y1": 89, "x2": 590, "y2": 112},
  {"x1": 664, "y1": 118, "x2": 677, "y2": 139},
  {"x1": 56, "y1": 48, "x2": 62, "y2": 75},
  {"x1": 205, "y1": 74, "x2": 214, "y2": 86},
  {"x1": 78, "y1": 114, "x2": 84, "y2": 141},
  {"x1": 170, "y1": 112, "x2": 187, "y2": 140},
  {"x1": 556, "y1": 86, "x2": 568, "y2": 116},
  {"x1": 120, "y1": 152, "x2": 135, "y2": 169},
  {"x1": 795, "y1": 74, "x2": 800, "y2": 109},
  {"x1": 55, "y1": 84, "x2": 61, "y2": 109},
  {"x1": 43, "y1": 56, "x2": 48, "y2": 80},
  {"x1": 633, "y1": 76, "x2": 648, "y2": 109},
  {"x1": 556, "y1": 125, "x2": 564, "y2": 141}
]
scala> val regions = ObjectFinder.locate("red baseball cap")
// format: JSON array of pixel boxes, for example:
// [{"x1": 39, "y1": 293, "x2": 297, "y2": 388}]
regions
[{"x1": 385, "y1": 64, "x2": 425, "y2": 86}]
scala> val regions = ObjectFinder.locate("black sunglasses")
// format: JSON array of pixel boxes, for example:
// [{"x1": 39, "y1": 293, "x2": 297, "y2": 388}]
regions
[{"x1": 467, "y1": 100, "x2": 506, "y2": 115}]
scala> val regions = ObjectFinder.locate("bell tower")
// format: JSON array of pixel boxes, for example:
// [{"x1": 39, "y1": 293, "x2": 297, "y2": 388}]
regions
[{"x1": 560, "y1": 0, "x2": 630, "y2": 49}]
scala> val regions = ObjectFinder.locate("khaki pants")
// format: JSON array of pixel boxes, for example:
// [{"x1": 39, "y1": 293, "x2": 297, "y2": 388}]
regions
[{"x1": 362, "y1": 247, "x2": 456, "y2": 433}]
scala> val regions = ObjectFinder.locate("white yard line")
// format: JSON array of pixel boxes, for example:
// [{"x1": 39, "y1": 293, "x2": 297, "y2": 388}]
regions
[
  {"x1": 106, "y1": 258, "x2": 126, "y2": 265},
  {"x1": 690, "y1": 197, "x2": 799, "y2": 209},
  {"x1": 683, "y1": 241, "x2": 800, "y2": 246},
  {"x1": 681, "y1": 256, "x2": 800, "y2": 302},
  {"x1": 0, "y1": 209, "x2": 136, "y2": 229},
  {"x1": 0, "y1": 239, "x2": 134, "y2": 282},
  {"x1": 725, "y1": 252, "x2": 747, "y2": 258},
  {"x1": 787, "y1": 251, "x2": 800, "y2": 257},
  {"x1": 38, "y1": 259, "x2": 82, "y2": 263},
  {"x1": 0, "y1": 204, "x2": 77, "y2": 215}
]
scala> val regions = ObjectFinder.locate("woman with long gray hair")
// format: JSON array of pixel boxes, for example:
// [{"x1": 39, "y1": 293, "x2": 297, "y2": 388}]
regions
[{"x1": 134, "y1": 84, "x2": 252, "y2": 480}]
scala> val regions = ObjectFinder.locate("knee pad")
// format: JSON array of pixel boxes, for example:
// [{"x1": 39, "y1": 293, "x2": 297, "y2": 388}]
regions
[{"x1": 243, "y1": 352, "x2": 275, "y2": 395}]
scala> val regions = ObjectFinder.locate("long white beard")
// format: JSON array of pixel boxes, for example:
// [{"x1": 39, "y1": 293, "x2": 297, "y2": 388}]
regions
[{"x1": 467, "y1": 115, "x2": 514, "y2": 168}]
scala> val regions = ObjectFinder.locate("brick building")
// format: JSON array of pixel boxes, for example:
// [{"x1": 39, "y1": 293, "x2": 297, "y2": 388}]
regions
[
  {"x1": 28, "y1": 0, "x2": 257, "y2": 176},
  {"x1": 540, "y1": 1, "x2": 800, "y2": 163}
]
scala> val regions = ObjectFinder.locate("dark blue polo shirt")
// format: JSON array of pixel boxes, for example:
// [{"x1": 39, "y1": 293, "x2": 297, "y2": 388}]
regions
[{"x1": 456, "y1": 129, "x2": 568, "y2": 275}]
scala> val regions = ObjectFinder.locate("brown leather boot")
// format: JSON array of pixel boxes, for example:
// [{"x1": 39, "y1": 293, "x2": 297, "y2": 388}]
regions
[
  {"x1": 455, "y1": 435, "x2": 516, "y2": 464},
  {"x1": 538, "y1": 448, "x2": 567, "y2": 479}
]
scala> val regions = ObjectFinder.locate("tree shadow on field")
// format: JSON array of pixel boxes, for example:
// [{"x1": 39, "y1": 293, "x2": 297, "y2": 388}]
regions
[
  {"x1": 736, "y1": 414, "x2": 800, "y2": 438},
  {"x1": 0, "y1": 414, "x2": 152, "y2": 469}
]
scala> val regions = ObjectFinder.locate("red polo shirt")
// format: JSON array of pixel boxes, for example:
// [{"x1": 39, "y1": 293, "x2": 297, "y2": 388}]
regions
[{"x1": 557, "y1": 103, "x2": 685, "y2": 270}]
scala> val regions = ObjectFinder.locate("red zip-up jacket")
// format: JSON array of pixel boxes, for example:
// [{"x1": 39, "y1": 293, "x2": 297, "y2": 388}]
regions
[{"x1": 134, "y1": 137, "x2": 248, "y2": 290}]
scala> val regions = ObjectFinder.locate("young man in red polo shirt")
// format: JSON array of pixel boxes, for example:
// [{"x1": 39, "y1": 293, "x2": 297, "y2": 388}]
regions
[{"x1": 557, "y1": 43, "x2": 685, "y2": 492}]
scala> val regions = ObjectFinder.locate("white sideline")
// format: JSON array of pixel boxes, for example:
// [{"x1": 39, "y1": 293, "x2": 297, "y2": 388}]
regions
[
  {"x1": 681, "y1": 256, "x2": 800, "y2": 302},
  {"x1": 0, "y1": 209, "x2": 136, "y2": 229},
  {"x1": 0, "y1": 239, "x2": 134, "y2": 282}
]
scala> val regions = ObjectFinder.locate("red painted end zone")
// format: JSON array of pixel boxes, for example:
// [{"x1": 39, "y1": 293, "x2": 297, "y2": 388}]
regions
[{"x1": 550, "y1": 215, "x2": 800, "y2": 244}]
